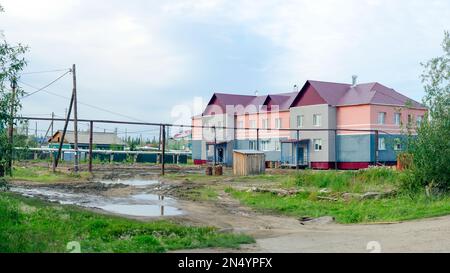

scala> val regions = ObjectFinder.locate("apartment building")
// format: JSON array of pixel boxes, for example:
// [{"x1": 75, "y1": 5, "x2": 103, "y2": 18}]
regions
[{"x1": 191, "y1": 79, "x2": 427, "y2": 169}]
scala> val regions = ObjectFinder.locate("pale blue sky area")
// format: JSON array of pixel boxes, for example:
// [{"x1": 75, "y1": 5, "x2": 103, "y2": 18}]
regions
[{"x1": 1, "y1": 0, "x2": 449, "y2": 137}]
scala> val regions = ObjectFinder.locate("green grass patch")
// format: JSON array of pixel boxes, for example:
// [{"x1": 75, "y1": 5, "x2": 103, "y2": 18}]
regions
[
  {"x1": 9, "y1": 166, "x2": 91, "y2": 183},
  {"x1": 0, "y1": 192, "x2": 254, "y2": 253},
  {"x1": 227, "y1": 188, "x2": 450, "y2": 224},
  {"x1": 282, "y1": 167, "x2": 400, "y2": 193}
]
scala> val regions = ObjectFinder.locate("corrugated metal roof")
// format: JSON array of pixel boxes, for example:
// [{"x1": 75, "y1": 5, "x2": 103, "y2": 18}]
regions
[
  {"x1": 202, "y1": 80, "x2": 426, "y2": 115},
  {"x1": 233, "y1": 150, "x2": 265, "y2": 154},
  {"x1": 50, "y1": 131, "x2": 125, "y2": 145}
]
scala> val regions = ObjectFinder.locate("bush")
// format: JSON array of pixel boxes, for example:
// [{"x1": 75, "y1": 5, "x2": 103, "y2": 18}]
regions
[{"x1": 0, "y1": 178, "x2": 9, "y2": 191}]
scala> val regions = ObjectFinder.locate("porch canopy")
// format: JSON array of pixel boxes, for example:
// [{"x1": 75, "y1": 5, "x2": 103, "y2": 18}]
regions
[{"x1": 280, "y1": 139, "x2": 310, "y2": 167}]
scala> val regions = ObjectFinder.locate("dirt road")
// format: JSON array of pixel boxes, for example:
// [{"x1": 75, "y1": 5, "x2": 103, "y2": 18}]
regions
[{"x1": 11, "y1": 174, "x2": 450, "y2": 253}]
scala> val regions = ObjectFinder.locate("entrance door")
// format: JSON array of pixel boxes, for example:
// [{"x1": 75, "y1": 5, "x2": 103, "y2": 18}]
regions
[
  {"x1": 217, "y1": 147, "x2": 224, "y2": 163},
  {"x1": 297, "y1": 146, "x2": 304, "y2": 165}
]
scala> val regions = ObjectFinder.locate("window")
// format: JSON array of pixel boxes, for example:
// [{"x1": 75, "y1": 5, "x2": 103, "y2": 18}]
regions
[
  {"x1": 408, "y1": 114, "x2": 413, "y2": 124},
  {"x1": 378, "y1": 137, "x2": 386, "y2": 150},
  {"x1": 249, "y1": 140, "x2": 257, "y2": 150},
  {"x1": 378, "y1": 112, "x2": 386, "y2": 125},
  {"x1": 313, "y1": 139, "x2": 322, "y2": 151},
  {"x1": 262, "y1": 119, "x2": 269, "y2": 129},
  {"x1": 261, "y1": 140, "x2": 270, "y2": 151},
  {"x1": 313, "y1": 114, "x2": 322, "y2": 127},
  {"x1": 296, "y1": 115, "x2": 304, "y2": 128},
  {"x1": 249, "y1": 120, "x2": 256, "y2": 128},
  {"x1": 394, "y1": 138, "x2": 402, "y2": 151},
  {"x1": 274, "y1": 141, "x2": 281, "y2": 151},
  {"x1": 416, "y1": 115, "x2": 423, "y2": 126},
  {"x1": 238, "y1": 120, "x2": 244, "y2": 128},
  {"x1": 275, "y1": 118, "x2": 282, "y2": 129},
  {"x1": 394, "y1": 113, "x2": 401, "y2": 126}
]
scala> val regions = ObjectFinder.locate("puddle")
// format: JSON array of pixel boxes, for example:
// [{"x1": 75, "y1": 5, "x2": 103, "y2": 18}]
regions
[
  {"x1": 10, "y1": 186, "x2": 182, "y2": 217},
  {"x1": 97, "y1": 204, "x2": 182, "y2": 217},
  {"x1": 99, "y1": 179, "x2": 159, "y2": 187}
]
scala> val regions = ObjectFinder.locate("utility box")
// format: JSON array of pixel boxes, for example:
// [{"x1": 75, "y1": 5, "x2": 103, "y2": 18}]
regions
[{"x1": 233, "y1": 150, "x2": 265, "y2": 176}]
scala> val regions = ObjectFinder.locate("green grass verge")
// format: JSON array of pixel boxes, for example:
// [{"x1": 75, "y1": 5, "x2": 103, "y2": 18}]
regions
[
  {"x1": 282, "y1": 167, "x2": 401, "y2": 193},
  {"x1": 227, "y1": 189, "x2": 450, "y2": 224},
  {"x1": 0, "y1": 192, "x2": 254, "y2": 253},
  {"x1": 10, "y1": 166, "x2": 91, "y2": 183},
  {"x1": 223, "y1": 167, "x2": 450, "y2": 224}
]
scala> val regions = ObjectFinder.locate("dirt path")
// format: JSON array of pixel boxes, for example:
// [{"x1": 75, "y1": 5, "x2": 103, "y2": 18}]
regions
[
  {"x1": 173, "y1": 192, "x2": 450, "y2": 253},
  {"x1": 11, "y1": 177, "x2": 450, "y2": 253}
]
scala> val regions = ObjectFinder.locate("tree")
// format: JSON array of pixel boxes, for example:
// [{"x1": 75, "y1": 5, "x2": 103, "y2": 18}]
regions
[
  {"x1": 404, "y1": 31, "x2": 450, "y2": 193},
  {"x1": 0, "y1": 5, "x2": 29, "y2": 176}
]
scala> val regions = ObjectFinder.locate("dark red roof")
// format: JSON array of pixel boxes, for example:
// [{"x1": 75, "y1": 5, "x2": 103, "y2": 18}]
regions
[{"x1": 202, "y1": 80, "x2": 425, "y2": 115}]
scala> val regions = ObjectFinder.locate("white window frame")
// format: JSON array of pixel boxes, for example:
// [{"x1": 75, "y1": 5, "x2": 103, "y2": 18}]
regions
[
  {"x1": 275, "y1": 118, "x2": 282, "y2": 129},
  {"x1": 313, "y1": 139, "x2": 322, "y2": 151},
  {"x1": 274, "y1": 141, "x2": 281, "y2": 151},
  {"x1": 313, "y1": 114, "x2": 322, "y2": 127},
  {"x1": 394, "y1": 138, "x2": 402, "y2": 151},
  {"x1": 416, "y1": 115, "x2": 423, "y2": 126},
  {"x1": 408, "y1": 114, "x2": 414, "y2": 124},
  {"x1": 249, "y1": 140, "x2": 257, "y2": 150},
  {"x1": 394, "y1": 113, "x2": 401, "y2": 126},
  {"x1": 296, "y1": 115, "x2": 304, "y2": 128},
  {"x1": 249, "y1": 120, "x2": 256, "y2": 129},
  {"x1": 238, "y1": 120, "x2": 244, "y2": 128},
  {"x1": 378, "y1": 112, "x2": 386, "y2": 125},
  {"x1": 378, "y1": 137, "x2": 386, "y2": 151},
  {"x1": 262, "y1": 119, "x2": 269, "y2": 129},
  {"x1": 261, "y1": 140, "x2": 270, "y2": 151}
]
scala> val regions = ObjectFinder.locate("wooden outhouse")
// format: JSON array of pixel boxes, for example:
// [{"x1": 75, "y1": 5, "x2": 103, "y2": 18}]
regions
[{"x1": 233, "y1": 150, "x2": 265, "y2": 176}]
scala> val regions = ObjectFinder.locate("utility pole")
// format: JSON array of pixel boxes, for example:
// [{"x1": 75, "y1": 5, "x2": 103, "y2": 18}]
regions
[
  {"x1": 35, "y1": 122, "x2": 37, "y2": 138},
  {"x1": 51, "y1": 112, "x2": 54, "y2": 136},
  {"x1": 161, "y1": 125, "x2": 166, "y2": 175},
  {"x1": 72, "y1": 64, "x2": 79, "y2": 173},
  {"x1": 7, "y1": 77, "x2": 17, "y2": 176},
  {"x1": 88, "y1": 121, "x2": 93, "y2": 173}
]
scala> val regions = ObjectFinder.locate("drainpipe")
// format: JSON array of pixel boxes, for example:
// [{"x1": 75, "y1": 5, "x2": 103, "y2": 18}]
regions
[{"x1": 296, "y1": 130, "x2": 299, "y2": 170}]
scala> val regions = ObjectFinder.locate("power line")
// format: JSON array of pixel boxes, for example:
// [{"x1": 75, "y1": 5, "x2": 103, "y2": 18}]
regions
[
  {"x1": 21, "y1": 68, "x2": 71, "y2": 75},
  {"x1": 18, "y1": 80, "x2": 148, "y2": 123},
  {"x1": 20, "y1": 71, "x2": 71, "y2": 99}
]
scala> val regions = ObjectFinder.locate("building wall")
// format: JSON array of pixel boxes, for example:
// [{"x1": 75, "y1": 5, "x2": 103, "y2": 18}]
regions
[
  {"x1": 235, "y1": 111, "x2": 290, "y2": 140},
  {"x1": 289, "y1": 104, "x2": 336, "y2": 165},
  {"x1": 337, "y1": 104, "x2": 427, "y2": 134}
]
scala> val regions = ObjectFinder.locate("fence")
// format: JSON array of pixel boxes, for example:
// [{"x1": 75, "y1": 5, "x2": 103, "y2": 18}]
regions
[{"x1": 9, "y1": 115, "x2": 401, "y2": 175}]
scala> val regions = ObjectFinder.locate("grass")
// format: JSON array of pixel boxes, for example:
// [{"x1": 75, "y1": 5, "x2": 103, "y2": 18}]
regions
[
  {"x1": 0, "y1": 192, "x2": 254, "y2": 253},
  {"x1": 282, "y1": 167, "x2": 401, "y2": 193},
  {"x1": 227, "y1": 189, "x2": 450, "y2": 224},
  {"x1": 9, "y1": 166, "x2": 91, "y2": 183},
  {"x1": 224, "y1": 167, "x2": 450, "y2": 224}
]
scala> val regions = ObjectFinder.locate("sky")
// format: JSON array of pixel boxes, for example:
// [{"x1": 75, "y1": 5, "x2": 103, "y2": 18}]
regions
[{"x1": 0, "y1": 0, "x2": 449, "y2": 138}]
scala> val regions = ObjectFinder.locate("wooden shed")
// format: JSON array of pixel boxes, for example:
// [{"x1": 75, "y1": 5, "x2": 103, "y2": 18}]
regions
[{"x1": 233, "y1": 150, "x2": 265, "y2": 176}]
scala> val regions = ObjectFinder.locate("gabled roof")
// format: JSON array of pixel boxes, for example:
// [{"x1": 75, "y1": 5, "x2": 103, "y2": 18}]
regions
[
  {"x1": 202, "y1": 80, "x2": 426, "y2": 115},
  {"x1": 49, "y1": 130, "x2": 125, "y2": 145},
  {"x1": 294, "y1": 80, "x2": 425, "y2": 108},
  {"x1": 202, "y1": 91, "x2": 298, "y2": 115}
]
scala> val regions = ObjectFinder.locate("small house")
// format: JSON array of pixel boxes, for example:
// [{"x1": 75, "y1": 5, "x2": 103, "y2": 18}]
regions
[{"x1": 48, "y1": 130, "x2": 126, "y2": 150}]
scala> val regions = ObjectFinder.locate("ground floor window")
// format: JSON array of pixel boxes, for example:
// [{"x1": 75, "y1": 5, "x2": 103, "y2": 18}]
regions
[
  {"x1": 394, "y1": 138, "x2": 402, "y2": 151},
  {"x1": 378, "y1": 137, "x2": 386, "y2": 150},
  {"x1": 313, "y1": 139, "x2": 322, "y2": 151},
  {"x1": 249, "y1": 140, "x2": 257, "y2": 150},
  {"x1": 274, "y1": 141, "x2": 281, "y2": 151},
  {"x1": 261, "y1": 140, "x2": 270, "y2": 151}
]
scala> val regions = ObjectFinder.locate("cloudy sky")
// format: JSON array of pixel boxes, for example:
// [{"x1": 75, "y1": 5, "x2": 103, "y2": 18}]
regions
[{"x1": 1, "y1": 0, "x2": 449, "y2": 137}]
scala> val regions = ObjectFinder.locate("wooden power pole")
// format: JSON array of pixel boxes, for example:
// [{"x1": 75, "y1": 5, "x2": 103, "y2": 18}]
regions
[
  {"x1": 72, "y1": 64, "x2": 79, "y2": 173},
  {"x1": 7, "y1": 78, "x2": 17, "y2": 176}
]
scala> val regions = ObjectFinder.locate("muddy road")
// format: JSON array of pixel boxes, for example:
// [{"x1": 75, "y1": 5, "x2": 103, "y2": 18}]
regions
[{"x1": 10, "y1": 172, "x2": 450, "y2": 253}]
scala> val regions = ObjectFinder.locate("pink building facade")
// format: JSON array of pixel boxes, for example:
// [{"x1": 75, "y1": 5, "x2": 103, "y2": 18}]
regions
[{"x1": 192, "y1": 80, "x2": 427, "y2": 169}]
